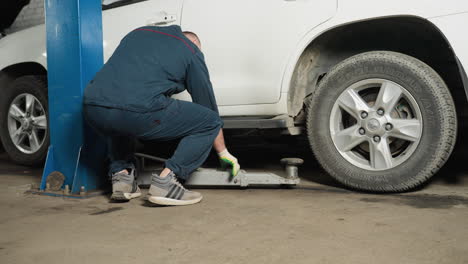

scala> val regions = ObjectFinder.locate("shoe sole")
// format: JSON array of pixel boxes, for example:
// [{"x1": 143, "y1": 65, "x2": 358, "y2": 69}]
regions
[
  {"x1": 111, "y1": 191, "x2": 142, "y2": 201},
  {"x1": 147, "y1": 195, "x2": 202, "y2": 206}
]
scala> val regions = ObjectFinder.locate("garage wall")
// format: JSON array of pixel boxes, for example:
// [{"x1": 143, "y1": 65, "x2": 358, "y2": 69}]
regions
[{"x1": 7, "y1": 0, "x2": 44, "y2": 33}]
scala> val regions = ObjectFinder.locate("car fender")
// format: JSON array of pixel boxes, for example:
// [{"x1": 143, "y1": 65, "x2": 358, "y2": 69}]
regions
[
  {"x1": 280, "y1": 1, "x2": 468, "y2": 96},
  {"x1": 430, "y1": 12, "x2": 468, "y2": 98},
  {"x1": 0, "y1": 25, "x2": 47, "y2": 72}
]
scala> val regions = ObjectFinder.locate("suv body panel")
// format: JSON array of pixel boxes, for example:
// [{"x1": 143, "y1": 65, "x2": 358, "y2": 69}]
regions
[{"x1": 0, "y1": 0, "x2": 467, "y2": 117}]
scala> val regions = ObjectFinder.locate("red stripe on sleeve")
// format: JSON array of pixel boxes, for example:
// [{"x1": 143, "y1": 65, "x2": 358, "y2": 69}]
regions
[{"x1": 134, "y1": 28, "x2": 195, "y2": 54}]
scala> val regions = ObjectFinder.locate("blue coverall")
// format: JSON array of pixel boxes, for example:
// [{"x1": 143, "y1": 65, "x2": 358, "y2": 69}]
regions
[{"x1": 83, "y1": 25, "x2": 222, "y2": 180}]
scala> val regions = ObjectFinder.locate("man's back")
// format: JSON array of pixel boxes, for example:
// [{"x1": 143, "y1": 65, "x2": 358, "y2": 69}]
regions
[{"x1": 84, "y1": 25, "x2": 197, "y2": 112}]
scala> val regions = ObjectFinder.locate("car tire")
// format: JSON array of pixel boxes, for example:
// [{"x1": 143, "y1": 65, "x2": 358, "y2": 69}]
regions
[
  {"x1": 0, "y1": 75, "x2": 49, "y2": 166},
  {"x1": 0, "y1": 73, "x2": 14, "y2": 155},
  {"x1": 307, "y1": 51, "x2": 457, "y2": 192}
]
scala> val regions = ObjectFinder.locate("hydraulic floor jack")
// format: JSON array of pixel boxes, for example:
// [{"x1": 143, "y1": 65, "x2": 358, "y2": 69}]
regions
[{"x1": 134, "y1": 153, "x2": 302, "y2": 187}]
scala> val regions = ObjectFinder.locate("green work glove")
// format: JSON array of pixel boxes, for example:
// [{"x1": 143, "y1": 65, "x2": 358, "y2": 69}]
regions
[{"x1": 218, "y1": 149, "x2": 240, "y2": 178}]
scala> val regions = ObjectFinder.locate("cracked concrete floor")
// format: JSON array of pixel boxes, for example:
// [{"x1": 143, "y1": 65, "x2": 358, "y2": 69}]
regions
[{"x1": 1, "y1": 138, "x2": 468, "y2": 264}]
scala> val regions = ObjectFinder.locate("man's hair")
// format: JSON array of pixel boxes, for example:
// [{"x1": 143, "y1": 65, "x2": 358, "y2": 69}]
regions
[{"x1": 182, "y1": 31, "x2": 201, "y2": 45}]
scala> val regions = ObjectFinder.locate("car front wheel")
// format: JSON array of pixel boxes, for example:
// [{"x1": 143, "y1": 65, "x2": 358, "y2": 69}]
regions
[
  {"x1": 307, "y1": 51, "x2": 457, "y2": 192},
  {"x1": 0, "y1": 75, "x2": 49, "y2": 166}
]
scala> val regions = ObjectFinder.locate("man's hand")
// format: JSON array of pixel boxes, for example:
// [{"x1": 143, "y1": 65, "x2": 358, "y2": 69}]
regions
[
  {"x1": 214, "y1": 129, "x2": 240, "y2": 178},
  {"x1": 218, "y1": 149, "x2": 240, "y2": 178}
]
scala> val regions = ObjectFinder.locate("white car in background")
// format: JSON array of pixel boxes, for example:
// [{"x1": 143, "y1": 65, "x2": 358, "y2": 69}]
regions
[{"x1": 0, "y1": 0, "x2": 467, "y2": 192}]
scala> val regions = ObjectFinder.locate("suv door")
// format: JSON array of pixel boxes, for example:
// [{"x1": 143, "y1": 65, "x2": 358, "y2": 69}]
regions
[
  {"x1": 102, "y1": 0, "x2": 183, "y2": 61},
  {"x1": 181, "y1": 0, "x2": 337, "y2": 106}
]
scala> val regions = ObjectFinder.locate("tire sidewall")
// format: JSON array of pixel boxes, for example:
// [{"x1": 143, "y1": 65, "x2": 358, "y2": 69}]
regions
[
  {"x1": 308, "y1": 52, "x2": 454, "y2": 191},
  {"x1": 0, "y1": 76, "x2": 49, "y2": 166}
]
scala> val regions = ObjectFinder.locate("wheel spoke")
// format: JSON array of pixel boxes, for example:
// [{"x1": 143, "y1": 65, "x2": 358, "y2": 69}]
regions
[
  {"x1": 388, "y1": 118, "x2": 422, "y2": 142},
  {"x1": 11, "y1": 127, "x2": 26, "y2": 145},
  {"x1": 337, "y1": 89, "x2": 370, "y2": 119},
  {"x1": 375, "y1": 81, "x2": 403, "y2": 112},
  {"x1": 332, "y1": 125, "x2": 367, "y2": 152},
  {"x1": 29, "y1": 131, "x2": 41, "y2": 151},
  {"x1": 369, "y1": 138, "x2": 393, "y2": 170},
  {"x1": 32, "y1": 115, "x2": 47, "y2": 130},
  {"x1": 9, "y1": 104, "x2": 25, "y2": 121},
  {"x1": 25, "y1": 94, "x2": 35, "y2": 114},
  {"x1": 18, "y1": 133, "x2": 27, "y2": 146}
]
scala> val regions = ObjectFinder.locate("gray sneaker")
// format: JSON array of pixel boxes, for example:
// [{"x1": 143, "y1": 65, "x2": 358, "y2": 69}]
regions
[
  {"x1": 110, "y1": 169, "x2": 141, "y2": 201},
  {"x1": 147, "y1": 172, "x2": 202, "y2": 206}
]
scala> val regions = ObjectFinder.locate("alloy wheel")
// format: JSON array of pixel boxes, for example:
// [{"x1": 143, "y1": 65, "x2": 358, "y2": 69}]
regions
[
  {"x1": 7, "y1": 93, "x2": 48, "y2": 154},
  {"x1": 330, "y1": 79, "x2": 423, "y2": 171}
]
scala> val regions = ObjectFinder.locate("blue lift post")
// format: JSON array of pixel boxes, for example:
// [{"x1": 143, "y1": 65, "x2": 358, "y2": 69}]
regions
[{"x1": 40, "y1": 0, "x2": 106, "y2": 195}]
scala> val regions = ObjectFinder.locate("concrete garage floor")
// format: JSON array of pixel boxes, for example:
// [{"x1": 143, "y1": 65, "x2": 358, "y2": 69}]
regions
[{"x1": 0, "y1": 136, "x2": 468, "y2": 264}]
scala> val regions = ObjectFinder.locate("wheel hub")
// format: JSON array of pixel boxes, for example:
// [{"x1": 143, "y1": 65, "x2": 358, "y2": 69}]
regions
[
  {"x1": 366, "y1": 118, "x2": 381, "y2": 132},
  {"x1": 362, "y1": 113, "x2": 388, "y2": 136},
  {"x1": 22, "y1": 117, "x2": 32, "y2": 131}
]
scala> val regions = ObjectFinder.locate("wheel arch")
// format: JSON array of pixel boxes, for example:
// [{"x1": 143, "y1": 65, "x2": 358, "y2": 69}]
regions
[
  {"x1": 0, "y1": 61, "x2": 47, "y2": 94},
  {"x1": 287, "y1": 16, "x2": 467, "y2": 119},
  {"x1": 1, "y1": 62, "x2": 47, "y2": 80}
]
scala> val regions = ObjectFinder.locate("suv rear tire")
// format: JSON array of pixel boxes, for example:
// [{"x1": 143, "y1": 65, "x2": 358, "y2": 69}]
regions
[
  {"x1": 307, "y1": 51, "x2": 457, "y2": 192},
  {"x1": 0, "y1": 75, "x2": 49, "y2": 166}
]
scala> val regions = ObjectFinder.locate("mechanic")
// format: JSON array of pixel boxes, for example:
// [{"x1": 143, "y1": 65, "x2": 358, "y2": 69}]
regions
[{"x1": 83, "y1": 25, "x2": 240, "y2": 206}]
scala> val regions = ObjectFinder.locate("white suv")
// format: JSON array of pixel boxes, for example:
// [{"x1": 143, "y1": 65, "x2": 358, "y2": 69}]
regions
[{"x1": 1, "y1": 0, "x2": 467, "y2": 192}]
